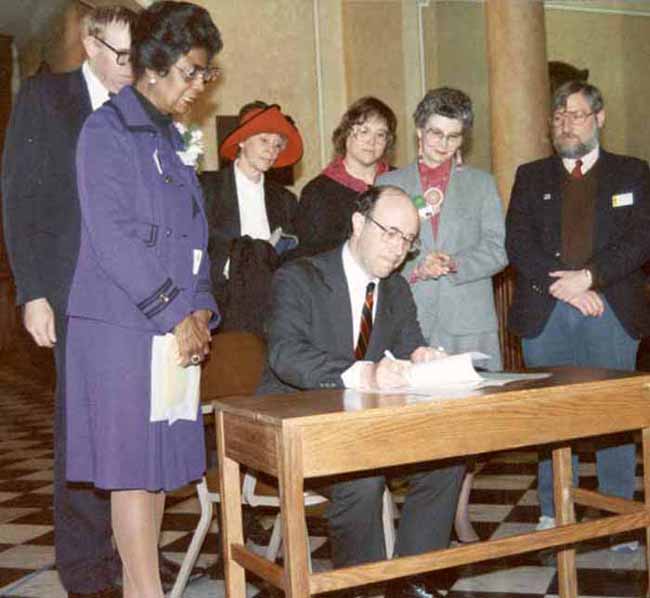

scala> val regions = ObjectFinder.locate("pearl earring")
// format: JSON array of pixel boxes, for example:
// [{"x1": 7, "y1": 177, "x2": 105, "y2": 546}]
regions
[{"x1": 149, "y1": 77, "x2": 157, "y2": 85}]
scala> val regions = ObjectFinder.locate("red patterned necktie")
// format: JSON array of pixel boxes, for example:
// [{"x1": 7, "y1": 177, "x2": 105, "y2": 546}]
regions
[
  {"x1": 571, "y1": 159, "x2": 583, "y2": 179},
  {"x1": 354, "y1": 282, "x2": 376, "y2": 360}
]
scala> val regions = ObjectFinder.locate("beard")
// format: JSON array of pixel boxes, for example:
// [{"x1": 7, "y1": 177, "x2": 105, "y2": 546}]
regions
[{"x1": 553, "y1": 129, "x2": 599, "y2": 159}]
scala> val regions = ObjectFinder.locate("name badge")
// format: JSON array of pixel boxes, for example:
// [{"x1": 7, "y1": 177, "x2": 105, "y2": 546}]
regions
[
  {"x1": 193, "y1": 249, "x2": 202, "y2": 275},
  {"x1": 612, "y1": 192, "x2": 634, "y2": 207}
]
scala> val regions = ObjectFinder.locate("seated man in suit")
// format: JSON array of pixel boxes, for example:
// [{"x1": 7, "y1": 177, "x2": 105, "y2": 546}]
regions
[{"x1": 258, "y1": 185, "x2": 464, "y2": 598}]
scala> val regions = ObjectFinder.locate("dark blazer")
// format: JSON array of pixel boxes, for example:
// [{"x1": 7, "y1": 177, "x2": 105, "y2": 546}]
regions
[
  {"x1": 258, "y1": 246, "x2": 426, "y2": 394},
  {"x1": 201, "y1": 164, "x2": 298, "y2": 303},
  {"x1": 289, "y1": 174, "x2": 360, "y2": 259},
  {"x1": 506, "y1": 149, "x2": 650, "y2": 339},
  {"x1": 2, "y1": 69, "x2": 91, "y2": 310}
]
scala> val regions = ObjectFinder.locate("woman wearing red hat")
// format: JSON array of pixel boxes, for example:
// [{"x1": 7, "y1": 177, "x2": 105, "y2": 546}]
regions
[
  {"x1": 290, "y1": 96, "x2": 396, "y2": 259},
  {"x1": 201, "y1": 100, "x2": 303, "y2": 335}
]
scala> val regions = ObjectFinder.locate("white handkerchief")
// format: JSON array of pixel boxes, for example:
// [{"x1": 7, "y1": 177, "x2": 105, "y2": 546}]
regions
[{"x1": 150, "y1": 334, "x2": 200, "y2": 425}]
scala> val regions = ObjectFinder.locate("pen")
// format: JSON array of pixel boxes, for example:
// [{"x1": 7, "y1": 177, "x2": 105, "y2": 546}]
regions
[{"x1": 384, "y1": 350, "x2": 397, "y2": 361}]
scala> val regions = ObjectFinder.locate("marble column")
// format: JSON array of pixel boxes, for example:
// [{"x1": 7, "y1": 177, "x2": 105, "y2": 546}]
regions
[{"x1": 485, "y1": 0, "x2": 552, "y2": 370}]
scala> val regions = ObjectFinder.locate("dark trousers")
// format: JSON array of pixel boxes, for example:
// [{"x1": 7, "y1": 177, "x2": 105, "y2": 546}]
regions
[
  {"x1": 53, "y1": 311, "x2": 116, "y2": 593},
  {"x1": 325, "y1": 463, "x2": 464, "y2": 568}
]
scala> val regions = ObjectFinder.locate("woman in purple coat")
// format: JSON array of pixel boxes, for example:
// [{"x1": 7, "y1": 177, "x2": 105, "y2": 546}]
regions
[{"x1": 66, "y1": 3, "x2": 222, "y2": 596}]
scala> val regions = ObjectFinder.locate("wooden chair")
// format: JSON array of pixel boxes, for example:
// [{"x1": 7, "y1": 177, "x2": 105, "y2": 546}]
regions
[
  {"x1": 170, "y1": 331, "x2": 268, "y2": 598},
  {"x1": 171, "y1": 331, "x2": 396, "y2": 597}
]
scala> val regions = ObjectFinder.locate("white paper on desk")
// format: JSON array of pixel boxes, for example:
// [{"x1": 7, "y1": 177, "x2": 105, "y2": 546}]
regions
[
  {"x1": 150, "y1": 333, "x2": 200, "y2": 425},
  {"x1": 408, "y1": 352, "x2": 483, "y2": 389},
  {"x1": 478, "y1": 371, "x2": 551, "y2": 386}
]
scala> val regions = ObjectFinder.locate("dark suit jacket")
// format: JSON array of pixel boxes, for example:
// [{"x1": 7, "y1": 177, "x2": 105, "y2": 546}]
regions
[
  {"x1": 506, "y1": 149, "x2": 650, "y2": 339},
  {"x1": 2, "y1": 69, "x2": 91, "y2": 311},
  {"x1": 201, "y1": 164, "x2": 298, "y2": 303},
  {"x1": 258, "y1": 246, "x2": 426, "y2": 394}
]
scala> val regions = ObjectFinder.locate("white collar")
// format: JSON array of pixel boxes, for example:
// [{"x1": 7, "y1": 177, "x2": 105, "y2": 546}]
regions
[
  {"x1": 562, "y1": 145, "x2": 600, "y2": 175},
  {"x1": 342, "y1": 242, "x2": 378, "y2": 288},
  {"x1": 234, "y1": 159, "x2": 264, "y2": 190},
  {"x1": 82, "y1": 61, "x2": 111, "y2": 111}
]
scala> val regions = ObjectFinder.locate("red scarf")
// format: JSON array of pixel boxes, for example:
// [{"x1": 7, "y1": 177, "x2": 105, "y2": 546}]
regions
[{"x1": 322, "y1": 156, "x2": 389, "y2": 193}]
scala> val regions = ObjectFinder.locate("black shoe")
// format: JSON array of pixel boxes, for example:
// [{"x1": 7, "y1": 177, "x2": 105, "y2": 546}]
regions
[{"x1": 384, "y1": 577, "x2": 446, "y2": 598}]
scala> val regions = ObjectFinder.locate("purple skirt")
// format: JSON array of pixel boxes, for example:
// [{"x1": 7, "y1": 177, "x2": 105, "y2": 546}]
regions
[{"x1": 66, "y1": 317, "x2": 206, "y2": 491}]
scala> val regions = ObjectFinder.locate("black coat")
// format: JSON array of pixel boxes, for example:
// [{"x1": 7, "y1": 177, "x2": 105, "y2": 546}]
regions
[
  {"x1": 2, "y1": 69, "x2": 91, "y2": 311},
  {"x1": 289, "y1": 174, "x2": 359, "y2": 259},
  {"x1": 506, "y1": 150, "x2": 650, "y2": 339},
  {"x1": 201, "y1": 164, "x2": 297, "y2": 330}
]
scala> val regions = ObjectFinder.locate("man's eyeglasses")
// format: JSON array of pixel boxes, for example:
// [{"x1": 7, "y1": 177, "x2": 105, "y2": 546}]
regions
[
  {"x1": 550, "y1": 110, "x2": 594, "y2": 127},
  {"x1": 366, "y1": 215, "x2": 421, "y2": 252},
  {"x1": 173, "y1": 63, "x2": 221, "y2": 84},
  {"x1": 93, "y1": 35, "x2": 130, "y2": 66}
]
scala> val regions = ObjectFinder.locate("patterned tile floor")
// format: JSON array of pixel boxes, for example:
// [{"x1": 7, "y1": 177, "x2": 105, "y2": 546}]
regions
[{"x1": 0, "y1": 362, "x2": 647, "y2": 597}]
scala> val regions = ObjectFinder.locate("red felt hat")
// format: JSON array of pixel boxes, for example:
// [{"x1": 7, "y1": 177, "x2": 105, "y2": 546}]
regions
[{"x1": 219, "y1": 105, "x2": 303, "y2": 168}]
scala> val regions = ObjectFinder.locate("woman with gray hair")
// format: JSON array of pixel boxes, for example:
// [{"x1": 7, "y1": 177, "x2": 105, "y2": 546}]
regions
[{"x1": 378, "y1": 87, "x2": 507, "y2": 543}]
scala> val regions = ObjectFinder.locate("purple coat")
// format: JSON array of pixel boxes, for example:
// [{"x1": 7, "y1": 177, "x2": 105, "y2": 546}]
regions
[{"x1": 67, "y1": 86, "x2": 219, "y2": 332}]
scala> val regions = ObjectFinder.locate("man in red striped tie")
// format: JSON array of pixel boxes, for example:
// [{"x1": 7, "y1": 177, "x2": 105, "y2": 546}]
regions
[{"x1": 258, "y1": 185, "x2": 465, "y2": 598}]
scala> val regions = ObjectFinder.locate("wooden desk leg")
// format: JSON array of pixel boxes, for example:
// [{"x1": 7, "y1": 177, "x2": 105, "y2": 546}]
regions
[
  {"x1": 553, "y1": 445, "x2": 577, "y2": 598},
  {"x1": 216, "y1": 411, "x2": 246, "y2": 598},
  {"x1": 278, "y1": 427, "x2": 311, "y2": 598},
  {"x1": 642, "y1": 428, "x2": 650, "y2": 598}
]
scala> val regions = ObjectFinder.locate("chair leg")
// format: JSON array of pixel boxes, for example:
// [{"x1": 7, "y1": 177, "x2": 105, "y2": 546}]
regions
[
  {"x1": 170, "y1": 477, "x2": 214, "y2": 598},
  {"x1": 265, "y1": 512, "x2": 283, "y2": 563},
  {"x1": 382, "y1": 487, "x2": 396, "y2": 558},
  {"x1": 270, "y1": 513, "x2": 321, "y2": 573}
]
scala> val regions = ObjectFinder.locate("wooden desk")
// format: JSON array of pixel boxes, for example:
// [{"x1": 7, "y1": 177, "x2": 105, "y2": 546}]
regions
[{"x1": 215, "y1": 368, "x2": 650, "y2": 598}]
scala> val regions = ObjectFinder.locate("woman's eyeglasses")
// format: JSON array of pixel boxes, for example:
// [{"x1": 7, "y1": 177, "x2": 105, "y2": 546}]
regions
[{"x1": 173, "y1": 63, "x2": 221, "y2": 84}]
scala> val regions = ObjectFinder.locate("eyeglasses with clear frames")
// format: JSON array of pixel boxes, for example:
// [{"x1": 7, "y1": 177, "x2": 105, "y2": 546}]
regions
[
  {"x1": 366, "y1": 215, "x2": 421, "y2": 252},
  {"x1": 423, "y1": 127, "x2": 463, "y2": 146},
  {"x1": 93, "y1": 35, "x2": 130, "y2": 66},
  {"x1": 173, "y1": 63, "x2": 221, "y2": 84},
  {"x1": 351, "y1": 124, "x2": 391, "y2": 145},
  {"x1": 550, "y1": 110, "x2": 594, "y2": 127}
]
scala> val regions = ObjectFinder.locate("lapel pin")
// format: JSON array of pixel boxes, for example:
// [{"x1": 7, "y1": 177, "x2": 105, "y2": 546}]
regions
[{"x1": 543, "y1": 193, "x2": 551, "y2": 201}]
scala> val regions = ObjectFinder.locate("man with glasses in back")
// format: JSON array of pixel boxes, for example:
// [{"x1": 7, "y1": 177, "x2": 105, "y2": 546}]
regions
[
  {"x1": 2, "y1": 7, "x2": 135, "y2": 597},
  {"x1": 506, "y1": 81, "x2": 650, "y2": 552},
  {"x1": 258, "y1": 185, "x2": 464, "y2": 598}
]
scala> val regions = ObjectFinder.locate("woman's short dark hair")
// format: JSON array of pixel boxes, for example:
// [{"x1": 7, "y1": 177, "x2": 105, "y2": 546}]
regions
[
  {"x1": 131, "y1": 1, "x2": 223, "y2": 80},
  {"x1": 413, "y1": 87, "x2": 474, "y2": 131},
  {"x1": 332, "y1": 96, "x2": 397, "y2": 157}
]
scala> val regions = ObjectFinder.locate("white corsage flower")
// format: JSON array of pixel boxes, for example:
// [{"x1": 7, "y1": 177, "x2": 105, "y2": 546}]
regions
[{"x1": 174, "y1": 122, "x2": 204, "y2": 170}]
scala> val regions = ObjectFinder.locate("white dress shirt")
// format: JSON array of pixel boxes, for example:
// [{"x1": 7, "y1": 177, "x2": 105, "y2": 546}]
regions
[
  {"x1": 82, "y1": 61, "x2": 110, "y2": 111},
  {"x1": 234, "y1": 160, "x2": 271, "y2": 240},
  {"x1": 562, "y1": 145, "x2": 600, "y2": 176},
  {"x1": 340, "y1": 242, "x2": 379, "y2": 389}
]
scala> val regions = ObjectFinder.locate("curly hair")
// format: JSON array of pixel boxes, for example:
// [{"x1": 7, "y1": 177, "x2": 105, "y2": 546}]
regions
[
  {"x1": 131, "y1": 1, "x2": 223, "y2": 80},
  {"x1": 332, "y1": 96, "x2": 397, "y2": 157},
  {"x1": 413, "y1": 87, "x2": 474, "y2": 131}
]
